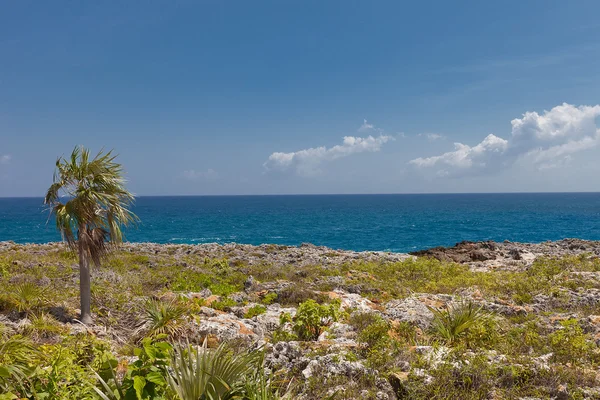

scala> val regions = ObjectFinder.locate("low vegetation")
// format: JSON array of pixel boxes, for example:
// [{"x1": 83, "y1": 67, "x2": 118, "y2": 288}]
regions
[{"x1": 1, "y1": 243, "x2": 600, "y2": 398}]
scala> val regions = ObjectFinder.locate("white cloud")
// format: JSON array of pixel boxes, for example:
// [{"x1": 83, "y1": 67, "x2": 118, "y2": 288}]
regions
[
  {"x1": 264, "y1": 122, "x2": 394, "y2": 177},
  {"x1": 358, "y1": 119, "x2": 375, "y2": 132},
  {"x1": 410, "y1": 134, "x2": 508, "y2": 175},
  {"x1": 410, "y1": 103, "x2": 600, "y2": 177},
  {"x1": 0, "y1": 155, "x2": 10, "y2": 165},
  {"x1": 418, "y1": 133, "x2": 445, "y2": 141},
  {"x1": 183, "y1": 168, "x2": 218, "y2": 180}
]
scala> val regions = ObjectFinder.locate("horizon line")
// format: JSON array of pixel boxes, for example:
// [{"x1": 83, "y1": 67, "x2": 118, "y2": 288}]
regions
[{"x1": 2, "y1": 190, "x2": 600, "y2": 199}]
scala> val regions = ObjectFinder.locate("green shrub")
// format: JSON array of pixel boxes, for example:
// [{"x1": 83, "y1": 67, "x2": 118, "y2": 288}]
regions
[
  {"x1": 357, "y1": 317, "x2": 390, "y2": 348},
  {"x1": 210, "y1": 297, "x2": 237, "y2": 311},
  {"x1": 94, "y1": 337, "x2": 172, "y2": 400},
  {"x1": 289, "y1": 299, "x2": 340, "y2": 341},
  {"x1": 261, "y1": 292, "x2": 278, "y2": 305},
  {"x1": 209, "y1": 282, "x2": 239, "y2": 297},
  {"x1": 348, "y1": 311, "x2": 381, "y2": 333},
  {"x1": 245, "y1": 305, "x2": 267, "y2": 319},
  {"x1": 549, "y1": 319, "x2": 596, "y2": 364}
]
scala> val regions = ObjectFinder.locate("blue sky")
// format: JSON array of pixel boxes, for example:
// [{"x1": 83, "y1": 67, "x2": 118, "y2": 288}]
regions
[{"x1": 1, "y1": 1, "x2": 600, "y2": 196}]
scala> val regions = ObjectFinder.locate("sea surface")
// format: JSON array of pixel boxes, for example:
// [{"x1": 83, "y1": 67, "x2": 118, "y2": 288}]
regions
[{"x1": 1, "y1": 193, "x2": 600, "y2": 252}]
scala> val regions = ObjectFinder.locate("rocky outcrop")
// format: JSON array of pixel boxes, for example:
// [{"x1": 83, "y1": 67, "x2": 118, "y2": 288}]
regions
[{"x1": 410, "y1": 239, "x2": 600, "y2": 270}]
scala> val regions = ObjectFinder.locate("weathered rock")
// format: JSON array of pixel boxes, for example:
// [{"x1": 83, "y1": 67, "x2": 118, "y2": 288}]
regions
[{"x1": 384, "y1": 296, "x2": 438, "y2": 329}]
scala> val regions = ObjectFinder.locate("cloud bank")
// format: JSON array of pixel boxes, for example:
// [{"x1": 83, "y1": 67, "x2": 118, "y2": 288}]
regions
[
  {"x1": 264, "y1": 120, "x2": 394, "y2": 176},
  {"x1": 410, "y1": 103, "x2": 600, "y2": 177},
  {"x1": 0, "y1": 155, "x2": 11, "y2": 165}
]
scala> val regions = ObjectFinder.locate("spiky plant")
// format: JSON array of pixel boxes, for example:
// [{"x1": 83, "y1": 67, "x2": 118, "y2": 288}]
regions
[
  {"x1": 166, "y1": 340, "x2": 262, "y2": 400},
  {"x1": 428, "y1": 301, "x2": 490, "y2": 345},
  {"x1": 12, "y1": 282, "x2": 47, "y2": 314},
  {"x1": 0, "y1": 334, "x2": 37, "y2": 394},
  {"x1": 243, "y1": 371, "x2": 294, "y2": 400},
  {"x1": 142, "y1": 298, "x2": 188, "y2": 339},
  {"x1": 44, "y1": 146, "x2": 137, "y2": 324},
  {"x1": 24, "y1": 313, "x2": 67, "y2": 340}
]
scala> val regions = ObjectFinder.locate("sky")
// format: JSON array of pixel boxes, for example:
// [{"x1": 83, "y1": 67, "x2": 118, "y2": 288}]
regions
[{"x1": 1, "y1": 1, "x2": 600, "y2": 196}]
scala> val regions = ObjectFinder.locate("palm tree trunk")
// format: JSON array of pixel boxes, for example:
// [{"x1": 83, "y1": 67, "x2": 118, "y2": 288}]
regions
[{"x1": 78, "y1": 237, "x2": 93, "y2": 324}]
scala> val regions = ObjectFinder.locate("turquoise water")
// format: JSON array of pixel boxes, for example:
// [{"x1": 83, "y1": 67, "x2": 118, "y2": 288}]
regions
[{"x1": 1, "y1": 194, "x2": 600, "y2": 252}]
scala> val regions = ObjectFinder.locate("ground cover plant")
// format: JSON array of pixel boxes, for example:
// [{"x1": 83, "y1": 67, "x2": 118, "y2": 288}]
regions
[{"x1": 1, "y1": 242, "x2": 600, "y2": 398}]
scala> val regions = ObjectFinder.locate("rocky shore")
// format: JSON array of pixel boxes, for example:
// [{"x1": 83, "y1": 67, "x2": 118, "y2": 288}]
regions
[
  {"x1": 2, "y1": 239, "x2": 600, "y2": 399},
  {"x1": 6, "y1": 237, "x2": 600, "y2": 269}
]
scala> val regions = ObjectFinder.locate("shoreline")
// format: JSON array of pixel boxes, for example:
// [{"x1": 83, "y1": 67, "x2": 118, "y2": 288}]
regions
[{"x1": 3, "y1": 237, "x2": 600, "y2": 269}]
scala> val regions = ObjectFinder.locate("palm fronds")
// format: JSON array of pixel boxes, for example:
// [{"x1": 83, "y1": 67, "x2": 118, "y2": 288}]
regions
[
  {"x1": 44, "y1": 145, "x2": 138, "y2": 263},
  {"x1": 0, "y1": 335, "x2": 37, "y2": 393},
  {"x1": 166, "y1": 340, "x2": 262, "y2": 400},
  {"x1": 45, "y1": 145, "x2": 138, "y2": 324},
  {"x1": 12, "y1": 282, "x2": 47, "y2": 313},
  {"x1": 142, "y1": 298, "x2": 188, "y2": 339},
  {"x1": 428, "y1": 301, "x2": 490, "y2": 345},
  {"x1": 243, "y1": 370, "x2": 294, "y2": 400}
]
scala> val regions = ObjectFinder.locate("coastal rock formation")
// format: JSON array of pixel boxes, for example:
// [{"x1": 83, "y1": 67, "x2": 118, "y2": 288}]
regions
[{"x1": 410, "y1": 238, "x2": 600, "y2": 270}]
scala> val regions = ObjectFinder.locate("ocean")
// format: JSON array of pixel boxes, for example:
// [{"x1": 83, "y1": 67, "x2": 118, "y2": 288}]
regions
[{"x1": 1, "y1": 193, "x2": 600, "y2": 252}]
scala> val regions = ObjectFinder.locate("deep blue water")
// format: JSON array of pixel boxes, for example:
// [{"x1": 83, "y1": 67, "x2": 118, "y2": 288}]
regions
[{"x1": 1, "y1": 194, "x2": 600, "y2": 252}]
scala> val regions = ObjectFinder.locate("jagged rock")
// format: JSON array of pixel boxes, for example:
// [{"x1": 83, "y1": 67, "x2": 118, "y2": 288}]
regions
[
  {"x1": 244, "y1": 275, "x2": 257, "y2": 292},
  {"x1": 192, "y1": 308, "x2": 265, "y2": 342},
  {"x1": 384, "y1": 296, "x2": 436, "y2": 329},
  {"x1": 301, "y1": 354, "x2": 372, "y2": 380},
  {"x1": 265, "y1": 341, "x2": 303, "y2": 370},
  {"x1": 254, "y1": 304, "x2": 296, "y2": 333},
  {"x1": 326, "y1": 290, "x2": 378, "y2": 312}
]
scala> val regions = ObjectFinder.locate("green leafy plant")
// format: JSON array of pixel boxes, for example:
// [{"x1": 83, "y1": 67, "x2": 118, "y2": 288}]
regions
[
  {"x1": 166, "y1": 339, "x2": 262, "y2": 400},
  {"x1": 94, "y1": 337, "x2": 172, "y2": 400},
  {"x1": 260, "y1": 293, "x2": 278, "y2": 306},
  {"x1": 288, "y1": 299, "x2": 340, "y2": 341},
  {"x1": 210, "y1": 297, "x2": 237, "y2": 311},
  {"x1": 357, "y1": 316, "x2": 390, "y2": 348},
  {"x1": 549, "y1": 319, "x2": 596, "y2": 364},
  {"x1": 244, "y1": 305, "x2": 267, "y2": 319}
]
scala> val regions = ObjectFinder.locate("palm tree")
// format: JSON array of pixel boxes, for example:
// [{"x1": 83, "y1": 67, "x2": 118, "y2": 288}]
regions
[{"x1": 44, "y1": 146, "x2": 137, "y2": 324}]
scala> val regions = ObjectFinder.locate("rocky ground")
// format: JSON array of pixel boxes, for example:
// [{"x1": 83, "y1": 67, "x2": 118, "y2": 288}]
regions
[
  {"x1": 2, "y1": 239, "x2": 600, "y2": 399},
  {"x1": 410, "y1": 239, "x2": 600, "y2": 270}
]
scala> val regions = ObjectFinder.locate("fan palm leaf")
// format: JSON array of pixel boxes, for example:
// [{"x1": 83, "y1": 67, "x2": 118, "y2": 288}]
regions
[{"x1": 167, "y1": 340, "x2": 262, "y2": 400}]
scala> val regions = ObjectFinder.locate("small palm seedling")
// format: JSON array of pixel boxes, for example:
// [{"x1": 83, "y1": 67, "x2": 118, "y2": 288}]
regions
[
  {"x1": 12, "y1": 282, "x2": 47, "y2": 314},
  {"x1": 166, "y1": 340, "x2": 262, "y2": 400},
  {"x1": 428, "y1": 301, "x2": 490, "y2": 345},
  {"x1": 24, "y1": 313, "x2": 67, "y2": 340},
  {"x1": 142, "y1": 298, "x2": 188, "y2": 339}
]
